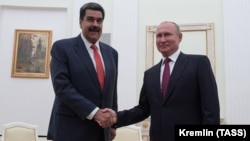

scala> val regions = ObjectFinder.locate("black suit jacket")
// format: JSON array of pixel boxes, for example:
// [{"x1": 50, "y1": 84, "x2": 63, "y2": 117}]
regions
[
  {"x1": 47, "y1": 35, "x2": 118, "y2": 141},
  {"x1": 117, "y1": 52, "x2": 220, "y2": 141}
]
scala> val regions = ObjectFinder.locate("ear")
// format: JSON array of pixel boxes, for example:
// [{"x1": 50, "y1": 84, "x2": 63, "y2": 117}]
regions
[
  {"x1": 179, "y1": 33, "x2": 183, "y2": 42},
  {"x1": 79, "y1": 20, "x2": 83, "y2": 29}
]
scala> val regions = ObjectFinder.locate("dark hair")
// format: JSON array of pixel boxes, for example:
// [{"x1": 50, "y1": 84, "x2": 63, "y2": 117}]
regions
[{"x1": 79, "y1": 2, "x2": 105, "y2": 20}]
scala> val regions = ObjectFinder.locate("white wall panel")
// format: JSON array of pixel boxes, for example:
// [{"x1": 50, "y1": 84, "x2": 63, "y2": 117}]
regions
[
  {"x1": 112, "y1": 0, "x2": 138, "y2": 110},
  {"x1": 223, "y1": 0, "x2": 250, "y2": 124}
]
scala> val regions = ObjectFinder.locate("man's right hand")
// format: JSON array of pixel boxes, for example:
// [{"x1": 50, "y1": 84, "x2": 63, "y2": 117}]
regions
[{"x1": 94, "y1": 108, "x2": 117, "y2": 128}]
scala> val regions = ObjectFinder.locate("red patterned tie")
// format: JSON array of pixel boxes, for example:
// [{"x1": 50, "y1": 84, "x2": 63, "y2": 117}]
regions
[
  {"x1": 161, "y1": 58, "x2": 170, "y2": 99},
  {"x1": 91, "y1": 45, "x2": 105, "y2": 91}
]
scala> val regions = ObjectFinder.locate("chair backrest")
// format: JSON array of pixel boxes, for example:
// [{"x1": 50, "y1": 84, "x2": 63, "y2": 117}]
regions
[
  {"x1": 113, "y1": 125, "x2": 143, "y2": 141},
  {"x1": 2, "y1": 122, "x2": 39, "y2": 141}
]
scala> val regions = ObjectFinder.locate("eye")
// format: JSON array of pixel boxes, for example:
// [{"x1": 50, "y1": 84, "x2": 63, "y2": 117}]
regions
[
  {"x1": 96, "y1": 18, "x2": 103, "y2": 24},
  {"x1": 87, "y1": 17, "x2": 95, "y2": 22},
  {"x1": 156, "y1": 34, "x2": 162, "y2": 38},
  {"x1": 86, "y1": 17, "x2": 103, "y2": 24}
]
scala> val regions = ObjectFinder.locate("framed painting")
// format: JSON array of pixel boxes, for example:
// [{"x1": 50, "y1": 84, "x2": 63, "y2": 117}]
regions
[{"x1": 11, "y1": 29, "x2": 52, "y2": 78}]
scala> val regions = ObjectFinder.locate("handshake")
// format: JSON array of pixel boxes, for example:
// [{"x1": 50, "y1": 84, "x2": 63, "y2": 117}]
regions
[{"x1": 94, "y1": 108, "x2": 117, "y2": 128}]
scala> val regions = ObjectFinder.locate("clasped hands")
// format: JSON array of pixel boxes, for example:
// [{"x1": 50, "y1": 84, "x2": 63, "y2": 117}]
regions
[{"x1": 94, "y1": 108, "x2": 117, "y2": 128}]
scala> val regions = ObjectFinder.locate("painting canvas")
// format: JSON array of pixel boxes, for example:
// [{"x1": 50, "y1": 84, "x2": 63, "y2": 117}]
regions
[{"x1": 11, "y1": 29, "x2": 52, "y2": 78}]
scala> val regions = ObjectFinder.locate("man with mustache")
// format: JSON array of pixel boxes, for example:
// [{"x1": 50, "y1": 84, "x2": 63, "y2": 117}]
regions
[{"x1": 47, "y1": 2, "x2": 118, "y2": 141}]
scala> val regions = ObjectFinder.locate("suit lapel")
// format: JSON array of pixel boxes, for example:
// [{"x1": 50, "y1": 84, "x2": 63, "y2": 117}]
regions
[
  {"x1": 163, "y1": 53, "x2": 189, "y2": 103},
  {"x1": 156, "y1": 63, "x2": 165, "y2": 102},
  {"x1": 99, "y1": 43, "x2": 113, "y2": 93},
  {"x1": 151, "y1": 61, "x2": 164, "y2": 102},
  {"x1": 74, "y1": 35, "x2": 101, "y2": 91}
]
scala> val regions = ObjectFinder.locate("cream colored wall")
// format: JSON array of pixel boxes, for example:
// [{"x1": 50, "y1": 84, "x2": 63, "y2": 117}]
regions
[
  {"x1": 137, "y1": 0, "x2": 225, "y2": 118},
  {"x1": 0, "y1": 0, "x2": 74, "y2": 36}
]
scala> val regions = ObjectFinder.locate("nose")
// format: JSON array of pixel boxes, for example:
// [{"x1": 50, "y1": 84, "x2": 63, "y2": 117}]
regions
[
  {"x1": 159, "y1": 36, "x2": 167, "y2": 42},
  {"x1": 92, "y1": 20, "x2": 98, "y2": 26}
]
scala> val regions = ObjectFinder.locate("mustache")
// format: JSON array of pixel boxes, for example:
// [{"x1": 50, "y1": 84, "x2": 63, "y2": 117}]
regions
[{"x1": 88, "y1": 26, "x2": 100, "y2": 32}]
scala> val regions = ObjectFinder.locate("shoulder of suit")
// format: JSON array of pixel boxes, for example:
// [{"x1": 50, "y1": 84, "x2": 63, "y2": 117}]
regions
[
  {"x1": 55, "y1": 36, "x2": 77, "y2": 43},
  {"x1": 145, "y1": 62, "x2": 161, "y2": 73},
  {"x1": 99, "y1": 42, "x2": 118, "y2": 52},
  {"x1": 99, "y1": 41, "x2": 111, "y2": 47},
  {"x1": 183, "y1": 53, "x2": 207, "y2": 59}
]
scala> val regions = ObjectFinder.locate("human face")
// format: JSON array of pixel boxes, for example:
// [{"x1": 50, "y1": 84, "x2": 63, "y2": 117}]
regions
[
  {"x1": 80, "y1": 9, "x2": 103, "y2": 44},
  {"x1": 156, "y1": 22, "x2": 182, "y2": 57}
]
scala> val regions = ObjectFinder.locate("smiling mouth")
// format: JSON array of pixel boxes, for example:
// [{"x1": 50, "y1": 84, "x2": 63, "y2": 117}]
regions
[
  {"x1": 89, "y1": 26, "x2": 100, "y2": 32},
  {"x1": 89, "y1": 31, "x2": 99, "y2": 36},
  {"x1": 160, "y1": 45, "x2": 169, "y2": 48}
]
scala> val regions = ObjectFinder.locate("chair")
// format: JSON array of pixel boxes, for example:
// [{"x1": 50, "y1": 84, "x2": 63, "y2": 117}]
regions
[
  {"x1": 2, "y1": 122, "x2": 39, "y2": 141},
  {"x1": 113, "y1": 125, "x2": 143, "y2": 141}
]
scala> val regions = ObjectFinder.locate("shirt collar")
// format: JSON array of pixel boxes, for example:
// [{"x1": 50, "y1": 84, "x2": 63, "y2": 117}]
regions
[
  {"x1": 80, "y1": 33, "x2": 100, "y2": 49},
  {"x1": 161, "y1": 49, "x2": 180, "y2": 65}
]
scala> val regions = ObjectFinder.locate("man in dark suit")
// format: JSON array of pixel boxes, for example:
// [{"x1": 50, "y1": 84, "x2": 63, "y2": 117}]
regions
[
  {"x1": 47, "y1": 2, "x2": 118, "y2": 141},
  {"x1": 103, "y1": 21, "x2": 220, "y2": 141}
]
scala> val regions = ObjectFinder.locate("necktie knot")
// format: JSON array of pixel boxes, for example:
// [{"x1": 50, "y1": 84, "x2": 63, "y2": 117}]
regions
[
  {"x1": 91, "y1": 44, "x2": 98, "y2": 50},
  {"x1": 164, "y1": 58, "x2": 171, "y2": 64}
]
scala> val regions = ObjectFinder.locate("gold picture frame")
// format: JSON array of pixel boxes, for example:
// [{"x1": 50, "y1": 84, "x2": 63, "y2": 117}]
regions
[{"x1": 11, "y1": 29, "x2": 52, "y2": 78}]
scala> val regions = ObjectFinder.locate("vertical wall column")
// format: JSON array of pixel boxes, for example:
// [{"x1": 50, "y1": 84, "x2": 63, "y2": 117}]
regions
[
  {"x1": 223, "y1": 0, "x2": 250, "y2": 124},
  {"x1": 112, "y1": 0, "x2": 138, "y2": 110}
]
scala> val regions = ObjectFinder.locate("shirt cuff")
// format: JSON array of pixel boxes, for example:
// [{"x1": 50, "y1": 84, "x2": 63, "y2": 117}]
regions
[{"x1": 87, "y1": 107, "x2": 99, "y2": 120}]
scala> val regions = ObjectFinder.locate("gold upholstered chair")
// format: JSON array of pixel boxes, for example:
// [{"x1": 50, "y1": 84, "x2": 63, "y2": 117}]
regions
[
  {"x1": 113, "y1": 125, "x2": 143, "y2": 141},
  {"x1": 2, "y1": 122, "x2": 39, "y2": 141}
]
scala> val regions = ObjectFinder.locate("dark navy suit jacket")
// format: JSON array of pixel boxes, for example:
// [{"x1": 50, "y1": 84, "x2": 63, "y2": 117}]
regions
[
  {"x1": 47, "y1": 35, "x2": 118, "y2": 141},
  {"x1": 117, "y1": 52, "x2": 220, "y2": 141}
]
